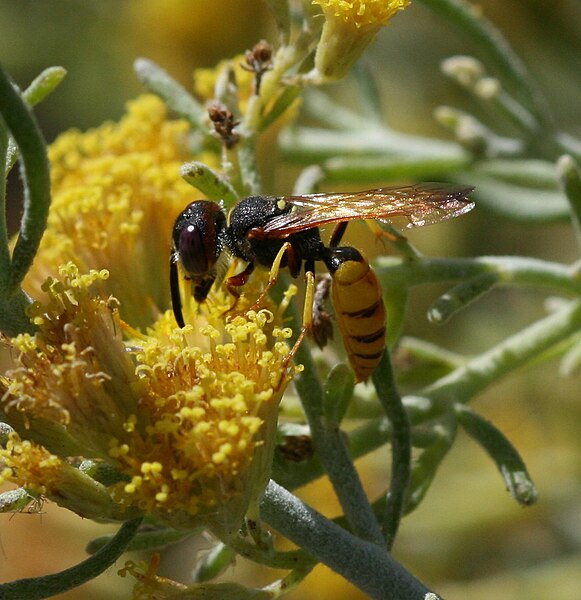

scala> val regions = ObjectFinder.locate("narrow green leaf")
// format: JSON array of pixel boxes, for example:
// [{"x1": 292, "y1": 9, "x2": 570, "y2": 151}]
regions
[
  {"x1": 292, "y1": 165, "x2": 325, "y2": 195},
  {"x1": 456, "y1": 404, "x2": 538, "y2": 506},
  {"x1": 180, "y1": 161, "x2": 238, "y2": 206},
  {"x1": 468, "y1": 174, "x2": 569, "y2": 222},
  {"x1": 0, "y1": 518, "x2": 143, "y2": 599},
  {"x1": 260, "y1": 85, "x2": 301, "y2": 132},
  {"x1": 434, "y1": 105, "x2": 522, "y2": 158},
  {"x1": 384, "y1": 286, "x2": 408, "y2": 348},
  {"x1": 395, "y1": 337, "x2": 465, "y2": 388},
  {"x1": 559, "y1": 336, "x2": 581, "y2": 377},
  {"x1": 261, "y1": 481, "x2": 432, "y2": 598},
  {"x1": 79, "y1": 460, "x2": 130, "y2": 486},
  {"x1": 87, "y1": 526, "x2": 196, "y2": 554},
  {"x1": 192, "y1": 542, "x2": 236, "y2": 583},
  {"x1": 134, "y1": 58, "x2": 205, "y2": 126},
  {"x1": 556, "y1": 154, "x2": 581, "y2": 251},
  {"x1": 292, "y1": 303, "x2": 384, "y2": 545},
  {"x1": 404, "y1": 419, "x2": 456, "y2": 514},
  {"x1": 22, "y1": 66, "x2": 67, "y2": 107},
  {"x1": 428, "y1": 271, "x2": 498, "y2": 324},
  {"x1": 473, "y1": 158, "x2": 558, "y2": 188},
  {"x1": 418, "y1": 300, "x2": 581, "y2": 412},
  {"x1": 280, "y1": 125, "x2": 466, "y2": 164},
  {"x1": 352, "y1": 60, "x2": 383, "y2": 124},
  {"x1": 5, "y1": 66, "x2": 67, "y2": 175},
  {"x1": 322, "y1": 153, "x2": 472, "y2": 185}
]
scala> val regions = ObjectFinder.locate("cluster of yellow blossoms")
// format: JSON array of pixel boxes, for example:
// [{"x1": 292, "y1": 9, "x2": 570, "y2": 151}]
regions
[
  {"x1": 0, "y1": 96, "x2": 298, "y2": 533},
  {"x1": 27, "y1": 94, "x2": 209, "y2": 328}
]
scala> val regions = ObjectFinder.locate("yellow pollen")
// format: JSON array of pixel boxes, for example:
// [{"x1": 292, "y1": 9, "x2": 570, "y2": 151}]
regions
[
  {"x1": 141, "y1": 462, "x2": 163, "y2": 475},
  {"x1": 124, "y1": 415, "x2": 138, "y2": 432}
]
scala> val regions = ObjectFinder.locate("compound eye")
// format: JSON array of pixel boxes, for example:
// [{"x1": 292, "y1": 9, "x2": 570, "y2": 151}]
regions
[
  {"x1": 178, "y1": 224, "x2": 210, "y2": 275},
  {"x1": 173, "y1": 201, "x2": 226, "y2": 278}
]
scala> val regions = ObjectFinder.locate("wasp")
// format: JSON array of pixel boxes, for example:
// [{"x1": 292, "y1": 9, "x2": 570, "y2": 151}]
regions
[{"x1": 170, "y1": 183, "x2": 474, "y2": 382}]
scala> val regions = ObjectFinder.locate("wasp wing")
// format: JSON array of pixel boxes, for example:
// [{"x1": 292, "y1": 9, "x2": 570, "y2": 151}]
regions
[{"x1": 258, "y1": 183, "x2": 474, "y2": 236}]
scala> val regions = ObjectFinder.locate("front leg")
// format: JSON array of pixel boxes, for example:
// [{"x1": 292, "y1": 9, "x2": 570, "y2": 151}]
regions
[
  {"x1": 245, "y1": 241, "x2": 294, "y2": 313},
  {"x1": 225, "y1": 261, "x2": 255, "y2": 314}
]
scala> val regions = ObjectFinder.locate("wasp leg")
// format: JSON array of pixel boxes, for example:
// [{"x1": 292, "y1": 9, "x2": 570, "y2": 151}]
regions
[
  {"x1": 329, "y1": 221, "x2": 349, "y2": 248},
  {"x1": 279, "y1": 270, "x2": 315, "y2": 387},
  {"x1": 312, "y1": 273, "x2": 334, "y2": 348},
  {"x1": 244, "y1": 241, "x2": 294, "y2": 313},
  {"x1": 366, "y1": 219, "x2": 408, "y2": 247},
  {"x1": 170, "y1": 255, "x2": 186, "y2": 328},
  {"x1": 224, "y1": 261, "x2": 255, "y2": 314}
]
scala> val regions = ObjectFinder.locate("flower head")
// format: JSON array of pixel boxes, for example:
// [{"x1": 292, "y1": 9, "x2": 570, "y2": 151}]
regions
[
  {"x1": 1, "y1": 263, "x2": 299, "y2": 531},
  {"x1": 310, "y1": 0, "x2": 411, "y2": 82},
  {"x1": 25, "y1": 94, "x2": 215, "y2": 329}
]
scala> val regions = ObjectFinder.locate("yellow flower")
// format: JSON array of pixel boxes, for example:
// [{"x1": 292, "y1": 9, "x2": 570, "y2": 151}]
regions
[
  {"x1": 0, "y1": 264, "x2": 299, "y2": 531},
  {"x1": 25, "y1": 94, "x2": 216, "y2": 329},
  {"x1": 310, "y1": 0, "x2": 411, "y2": 82}
]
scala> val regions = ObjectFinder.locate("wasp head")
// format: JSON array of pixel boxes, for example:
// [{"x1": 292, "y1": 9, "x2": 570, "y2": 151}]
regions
[{"x1": 172, "y1": 200, "x2": 227, "y2": 303}]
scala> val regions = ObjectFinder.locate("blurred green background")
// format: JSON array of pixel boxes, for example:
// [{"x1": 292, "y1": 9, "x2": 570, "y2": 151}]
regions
[{"x1": 1, "y1": 1, "x2": 580, "y2": 598}]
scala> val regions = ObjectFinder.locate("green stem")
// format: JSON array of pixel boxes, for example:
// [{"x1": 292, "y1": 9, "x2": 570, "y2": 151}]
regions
[
  {"x1": 261, "y1": 481, "x2": 433, "y2": 599},
  {"x1": 293, "y1": 330, "x2": 384, "y2": 545},
  {"x1": 0, "y1": 66, "x2": 51, "y2": 295},
  {"x1": 226, "y1": 535, "x2": 315, "y2": 571},
  {"x1": 0, "y1": 518, "x2": 142, "y2": 599},
  {"x1": 236, "y1": 41, "x2": 307, "y2": 194},
  {"x1": 0, "y1": 117, "x2": 10, "y2": 287},
  {"x1": 372, "y1": 351, "x2": 411, "y2": 549},
  {"x1": 493, "y1": 89, "x2": 539, "y2": 136}
]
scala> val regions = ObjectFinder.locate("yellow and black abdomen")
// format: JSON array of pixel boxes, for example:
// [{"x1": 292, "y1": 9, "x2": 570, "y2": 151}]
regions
[{"x1": 327, "y1": 247, "x2": 386, "y2": 382}]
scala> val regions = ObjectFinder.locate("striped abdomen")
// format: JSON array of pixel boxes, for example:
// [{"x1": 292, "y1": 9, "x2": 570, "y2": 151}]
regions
[{"x1": 329, "y1": 250, "x2": 386, "y2": 382}]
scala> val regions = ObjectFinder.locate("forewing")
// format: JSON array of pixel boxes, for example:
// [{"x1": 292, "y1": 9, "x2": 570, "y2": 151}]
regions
[{"x1": 259, "y1": 183, "x2": 474, "y2": 236}]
